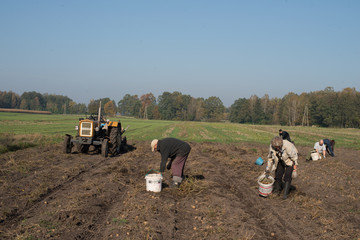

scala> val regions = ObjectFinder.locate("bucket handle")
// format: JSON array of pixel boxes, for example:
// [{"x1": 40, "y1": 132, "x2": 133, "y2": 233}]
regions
[{"x1": 145, "y1": 169, "x2": 162, "y2": 176}]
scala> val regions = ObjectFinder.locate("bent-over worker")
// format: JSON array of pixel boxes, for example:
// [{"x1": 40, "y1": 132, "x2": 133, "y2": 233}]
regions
[
  {"x1": 323, "y1": 139, "x2": 335, "y2": 157},
  {"x1": 279, "y1": 129, "x2": 292, "y2": 143},
  {"x1": 151, "y1": 138, "x2": 191, "y2": 188},
  {"x1": 266, "y1": 136, "x2": 298, "y2": 199}
]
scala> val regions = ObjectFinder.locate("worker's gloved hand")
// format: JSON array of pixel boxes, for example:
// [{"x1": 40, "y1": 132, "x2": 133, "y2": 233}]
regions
[
  {"x1": 265, "y1": 170, "x2": 270, "y2": 178},
  {"x1": 292, "y1": 165, "x2": 298, "y2": 178}
]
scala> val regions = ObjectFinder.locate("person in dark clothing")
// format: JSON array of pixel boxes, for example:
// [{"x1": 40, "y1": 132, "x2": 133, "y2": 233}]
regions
[
  {"x1": 151, "y1": 138, "x2": 191, "y2": 187},
  {"x1": 279, "y1": 129, "x2": 292, "y2": 143},
  {"x1": 323, "y1": 139, "x2": 335, "y2": 157}
]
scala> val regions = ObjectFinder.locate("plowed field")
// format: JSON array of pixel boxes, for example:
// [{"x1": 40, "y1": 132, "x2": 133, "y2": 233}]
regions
[{"x1": 1, "y1": 141, "x2": 359, "y2": 239}]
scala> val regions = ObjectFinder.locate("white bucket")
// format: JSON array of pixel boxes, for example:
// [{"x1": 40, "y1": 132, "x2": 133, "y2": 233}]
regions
[
  {"x1": 145, "y1": 173, "x2": 163, "y2": 192},
  {"x1": 311, "y1": 152, "x2": 320, "y2": 161},
  {"x1": 257, "y1": 174, "x2": 274, "y2": 197}
]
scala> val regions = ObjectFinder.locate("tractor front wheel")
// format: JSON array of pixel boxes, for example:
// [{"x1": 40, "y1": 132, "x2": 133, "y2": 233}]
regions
[{"x1": 101, "y1": 139, "x2": 109, "y2": 157}]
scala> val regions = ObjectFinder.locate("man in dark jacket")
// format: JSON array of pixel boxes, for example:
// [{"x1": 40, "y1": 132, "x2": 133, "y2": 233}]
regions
[
  {"x1": 279, "y1": 129, "x2": 292, "y2": 143},
  {"x1": 151, "y1": 138, "x2": 191, "y2": 187},
  {"x1": 323, "y1": 139, "x2": 335, "y2": 157}
]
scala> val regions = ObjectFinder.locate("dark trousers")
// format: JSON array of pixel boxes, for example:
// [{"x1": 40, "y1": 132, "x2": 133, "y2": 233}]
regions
[
  {"x1": 323, "y1": 139, "x2": 335, "y2": 156},
  {"x1": 326, "y1": 146, "x2": 334, "y2": 156},
  {"x1": 171, "y1": 154, "x2": 189, "y2": 178},
  {"x1": 275, "y1": 160, "x2": 293, "y2": 183}
]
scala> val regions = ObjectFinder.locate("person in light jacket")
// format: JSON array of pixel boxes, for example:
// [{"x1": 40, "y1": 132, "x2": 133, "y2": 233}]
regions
[
  {"x1": 266, "y1": 136, "x2": 298, "y2": 199},
  {"x1": 306, "y1": 139, "x2": 327, "y2": 161},
  {"x1": 314, "y1": 139, "x2": 327, "y2": 158}
]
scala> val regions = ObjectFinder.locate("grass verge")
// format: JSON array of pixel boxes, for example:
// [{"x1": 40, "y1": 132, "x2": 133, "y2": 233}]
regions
[{"x1": 1, "y1": 112, "x2": 359, "y2": 150}]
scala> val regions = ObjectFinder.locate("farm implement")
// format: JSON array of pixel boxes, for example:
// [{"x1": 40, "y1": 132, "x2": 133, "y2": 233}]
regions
[{"x1": 63, "y1": 102, "x2": 127, "y2": 157}]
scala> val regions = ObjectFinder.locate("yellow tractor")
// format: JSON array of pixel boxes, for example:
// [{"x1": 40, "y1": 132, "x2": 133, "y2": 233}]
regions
[{"x1": 63, "y1": 102, "x2": 126, "y2": 157}]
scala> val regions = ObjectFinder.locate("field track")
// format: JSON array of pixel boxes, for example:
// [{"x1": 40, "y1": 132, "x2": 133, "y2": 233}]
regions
[{"x1": 0, "y1": 108, "x2": 51, "y2": 114}]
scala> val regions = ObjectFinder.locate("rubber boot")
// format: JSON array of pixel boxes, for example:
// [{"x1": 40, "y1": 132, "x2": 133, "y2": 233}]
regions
[
  {"x1": 171, "y1": 176, "x2": 182, "y2": 188},
  {"x1": 272, "y1": 180, "x2": 282, "y2": 194},
  {"x1": 283, "y1": 181, "x2": 291, "y2": 200}
]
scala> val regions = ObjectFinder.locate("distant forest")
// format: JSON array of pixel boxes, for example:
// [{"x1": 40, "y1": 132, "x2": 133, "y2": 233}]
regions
[{"x1": 1, "y1": 87, "x2": 359, "y2": 128}]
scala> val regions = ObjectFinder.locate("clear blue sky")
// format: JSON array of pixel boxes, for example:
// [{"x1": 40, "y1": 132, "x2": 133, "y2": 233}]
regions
[{"x1": 1, "y1": 0, "x2": 359, "y2": 106}]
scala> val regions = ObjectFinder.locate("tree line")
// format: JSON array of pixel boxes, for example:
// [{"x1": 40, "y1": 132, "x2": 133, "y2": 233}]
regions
[
  {"x1": 229, "y1": 87, "x2": 360, "y2": 128},
  {"x1": 1, "y1": 87, "x2": 359, "y2": 128}
]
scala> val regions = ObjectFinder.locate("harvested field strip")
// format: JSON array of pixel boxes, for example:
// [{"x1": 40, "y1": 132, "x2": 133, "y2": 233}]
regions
[
  {"x1": 0, "y1": 145, "x2": 137, "y2": 239},
  {"x1": 195, "y1": 144, "x2": 301, "y2": 239},
  {"x1": 1, "y1": 154, "x2": 108, "y2": 226},
  {"x1": 0, "y1": 141, "x2": 359, "y2": 239}
]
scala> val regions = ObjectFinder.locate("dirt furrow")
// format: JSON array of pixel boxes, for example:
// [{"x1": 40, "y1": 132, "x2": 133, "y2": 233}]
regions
[
  {"x1": 190, "y1": 144, "x2": 305, "y2": 239},
  {"x1": 1, "y1": 144, "x2": 137, "y2": 239},
  {"x1": 2, "y1": 156, "x2": 109, "y2": 228},
  {"x1": 1, "y1": 141, "x2": 359, "y2": 239}
]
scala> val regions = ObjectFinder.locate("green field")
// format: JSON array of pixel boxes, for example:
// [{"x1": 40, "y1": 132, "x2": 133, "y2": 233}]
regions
[{"x1": 0, "y1": 112, "x2": 359, "y2": 153}]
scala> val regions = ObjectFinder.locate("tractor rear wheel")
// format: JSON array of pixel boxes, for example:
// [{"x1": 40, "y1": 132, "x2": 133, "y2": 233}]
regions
[
  {"x1": 101, "y1": 139, "x2": 109, "y2": 157},
  {"x1": 63, "y1": 135, "x2": 72, "y2": 153},
  {"x1": 110, "y1": 128, "x2": 121, "y2": 155}
]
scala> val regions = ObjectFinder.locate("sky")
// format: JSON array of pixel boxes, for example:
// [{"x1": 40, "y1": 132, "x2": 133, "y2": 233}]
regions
[{"x1": 1, "y1": 0, "x2": 359, "y2": 107}]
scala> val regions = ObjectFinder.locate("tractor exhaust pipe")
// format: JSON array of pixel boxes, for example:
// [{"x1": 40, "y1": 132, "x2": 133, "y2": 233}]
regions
[{"x1": 98, "y1": 101, "x2": 102, "y2": 126}]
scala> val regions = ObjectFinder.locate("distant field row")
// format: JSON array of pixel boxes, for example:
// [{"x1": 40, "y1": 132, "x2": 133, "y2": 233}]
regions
[{"x1": 0, "y1": 112, "x2": 359, "y2": 150}]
